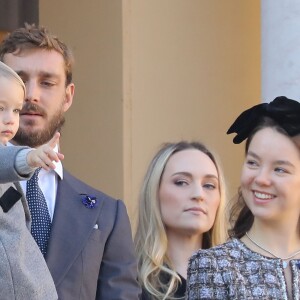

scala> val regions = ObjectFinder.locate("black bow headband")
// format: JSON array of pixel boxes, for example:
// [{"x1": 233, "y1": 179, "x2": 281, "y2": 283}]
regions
[{"x1": 227, "y1": 96, "x2": 300, "y2": 144}]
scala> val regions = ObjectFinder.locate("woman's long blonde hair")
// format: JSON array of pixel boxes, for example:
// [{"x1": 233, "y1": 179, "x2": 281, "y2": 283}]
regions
[{"x1": 134, "y1": 141, "x2": 228, "y2": 299}]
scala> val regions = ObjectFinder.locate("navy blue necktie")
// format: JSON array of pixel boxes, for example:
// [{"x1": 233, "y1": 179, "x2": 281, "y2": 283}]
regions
[{"x1": 26, "y1": 168, "x2": 51, "y2": 256}]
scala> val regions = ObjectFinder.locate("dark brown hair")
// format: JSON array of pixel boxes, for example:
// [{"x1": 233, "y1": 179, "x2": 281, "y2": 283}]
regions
[{"x1": 0, "y1": 24, "x2": 74, "y2": 85}]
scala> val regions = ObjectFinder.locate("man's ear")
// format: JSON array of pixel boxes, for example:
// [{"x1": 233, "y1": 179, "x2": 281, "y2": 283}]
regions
[{"x1": 64, "y1": 83, "x2": 75, "y2": 112}]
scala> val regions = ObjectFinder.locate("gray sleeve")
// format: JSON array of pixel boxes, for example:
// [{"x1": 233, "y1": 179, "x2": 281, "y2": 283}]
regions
[
  {"x1": 15, "y1": 149, "x2": 36, "y2": 176},
  {"x1": 0, "y1": 146, "x2": 34, "y2": 183}
]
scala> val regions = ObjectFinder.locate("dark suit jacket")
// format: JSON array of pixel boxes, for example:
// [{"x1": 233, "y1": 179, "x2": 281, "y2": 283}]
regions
[{"x1": 46, "y1": 170, "x2": 141, "y2": 299}]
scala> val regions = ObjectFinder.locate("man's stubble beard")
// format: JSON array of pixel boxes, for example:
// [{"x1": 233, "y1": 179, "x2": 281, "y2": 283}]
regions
[{"x1": 13, "y1": 109, "x2": 66, "y2": 148}]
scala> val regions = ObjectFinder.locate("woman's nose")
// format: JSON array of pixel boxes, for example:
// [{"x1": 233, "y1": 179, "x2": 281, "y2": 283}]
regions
[
  {"x1": 191, "y1": 184, "x2": 204, "y2": 201},
  {"x1": 254, "y1": 169, "x2": 271, "y2": 186}
]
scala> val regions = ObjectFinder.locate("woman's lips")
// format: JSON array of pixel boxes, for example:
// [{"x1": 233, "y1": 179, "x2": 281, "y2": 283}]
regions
[
  {"x1": 252, "y1": 190, "x2": 275, "y2": 204},
  {"x1": 185, "y1": 207, "x2": 207, "y2": 214}
]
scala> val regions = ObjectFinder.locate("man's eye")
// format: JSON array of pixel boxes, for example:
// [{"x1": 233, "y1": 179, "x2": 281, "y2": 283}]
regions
[{"x1": 41, "y1": 81, "x2": 55, "y2": 87}]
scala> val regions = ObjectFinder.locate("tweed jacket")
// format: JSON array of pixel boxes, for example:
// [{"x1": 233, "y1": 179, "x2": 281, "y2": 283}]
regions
[
  {"x1": 0, "y1": 146, "x2": 57, "y2": 300},
  {"x1": 186, "y1": 238, "x2": 300, "y2": 300}
]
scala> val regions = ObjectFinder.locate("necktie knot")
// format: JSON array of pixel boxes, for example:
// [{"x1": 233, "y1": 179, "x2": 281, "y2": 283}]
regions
[
  {"x1": 35, "y1": 167, "x2": 42, "y2": 175},
  {"x1": 30, "y1": 167, "x2": 41, "y2": 183}
]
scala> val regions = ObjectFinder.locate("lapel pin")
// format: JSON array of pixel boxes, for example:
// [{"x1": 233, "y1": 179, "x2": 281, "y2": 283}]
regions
[{"x1": 80, "y1": 194, "x2": 98, "y2": 209}]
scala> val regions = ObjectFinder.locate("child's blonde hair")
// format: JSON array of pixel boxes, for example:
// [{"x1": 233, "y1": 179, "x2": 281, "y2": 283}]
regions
[{"x1": 0, "y1": 61, "x2": 25, "y2": 97}]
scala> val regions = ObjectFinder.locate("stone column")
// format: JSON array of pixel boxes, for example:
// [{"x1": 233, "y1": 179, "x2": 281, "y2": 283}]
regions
[{"x1": 262, "y1": 0, "x2": 300, "y2": 102}]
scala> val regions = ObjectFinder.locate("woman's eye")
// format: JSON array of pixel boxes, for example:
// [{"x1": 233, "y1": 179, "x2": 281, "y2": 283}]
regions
[
  {"x1": 13, "y1": 109, "x2": 21, "y2": 114},
  {"x1": 274, "y1": 167, "x2": 288, "y2": 174},
  {"x1": 246, "y1": 160, "x2": 258, "y2": 167},
  {"x1": 0, "y1": 107, "x2": 3, "y2": 111},
  {"x1": 174, "y1": 180, "x2": 188, "y2": 186},
  {"x1": 203, "y1": 183, "x2": 216, "y2": 190}
]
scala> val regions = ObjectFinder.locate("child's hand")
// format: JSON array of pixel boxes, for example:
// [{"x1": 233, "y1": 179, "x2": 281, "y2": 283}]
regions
[{"x1": 27, "y1": 132, "x2": 64, "y2": 171}]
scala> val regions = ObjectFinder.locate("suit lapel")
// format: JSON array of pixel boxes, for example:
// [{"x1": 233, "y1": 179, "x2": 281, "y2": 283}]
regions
[{"x1": 46, "y1": 171, "x2": 104, "y2": 286}]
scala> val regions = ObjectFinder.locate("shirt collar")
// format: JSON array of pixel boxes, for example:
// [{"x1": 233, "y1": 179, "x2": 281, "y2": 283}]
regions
[{"x1": 52, "y1": 156, "x2": 63, "y2": 179}]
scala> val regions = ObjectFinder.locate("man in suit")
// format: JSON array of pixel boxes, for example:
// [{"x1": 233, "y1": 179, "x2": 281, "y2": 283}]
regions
[{"x1": 0, "y1": 24, "x2": 141, "y2": 299}]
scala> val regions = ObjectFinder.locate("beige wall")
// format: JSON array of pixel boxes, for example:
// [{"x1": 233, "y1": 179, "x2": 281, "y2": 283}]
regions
[
  {"x1": 39, "y1": 1, "x2": 260, "y2": 227},
  {"x1": 124, "y1": 0, "x2": 261, "y2": 226},
  {"x1": 40, "y1": 1, "x2": 124, "y2": 202}
]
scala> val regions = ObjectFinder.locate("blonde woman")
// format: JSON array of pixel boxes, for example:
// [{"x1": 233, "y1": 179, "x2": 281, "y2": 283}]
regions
[{"x1": 135, "y1": 141, "x2": 228, "y2": 300}]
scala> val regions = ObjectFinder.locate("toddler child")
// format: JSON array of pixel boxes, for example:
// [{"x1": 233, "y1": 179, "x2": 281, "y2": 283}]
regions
[{"x1": 0, "y1": 61, "x2": 60, "y2": 299}]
